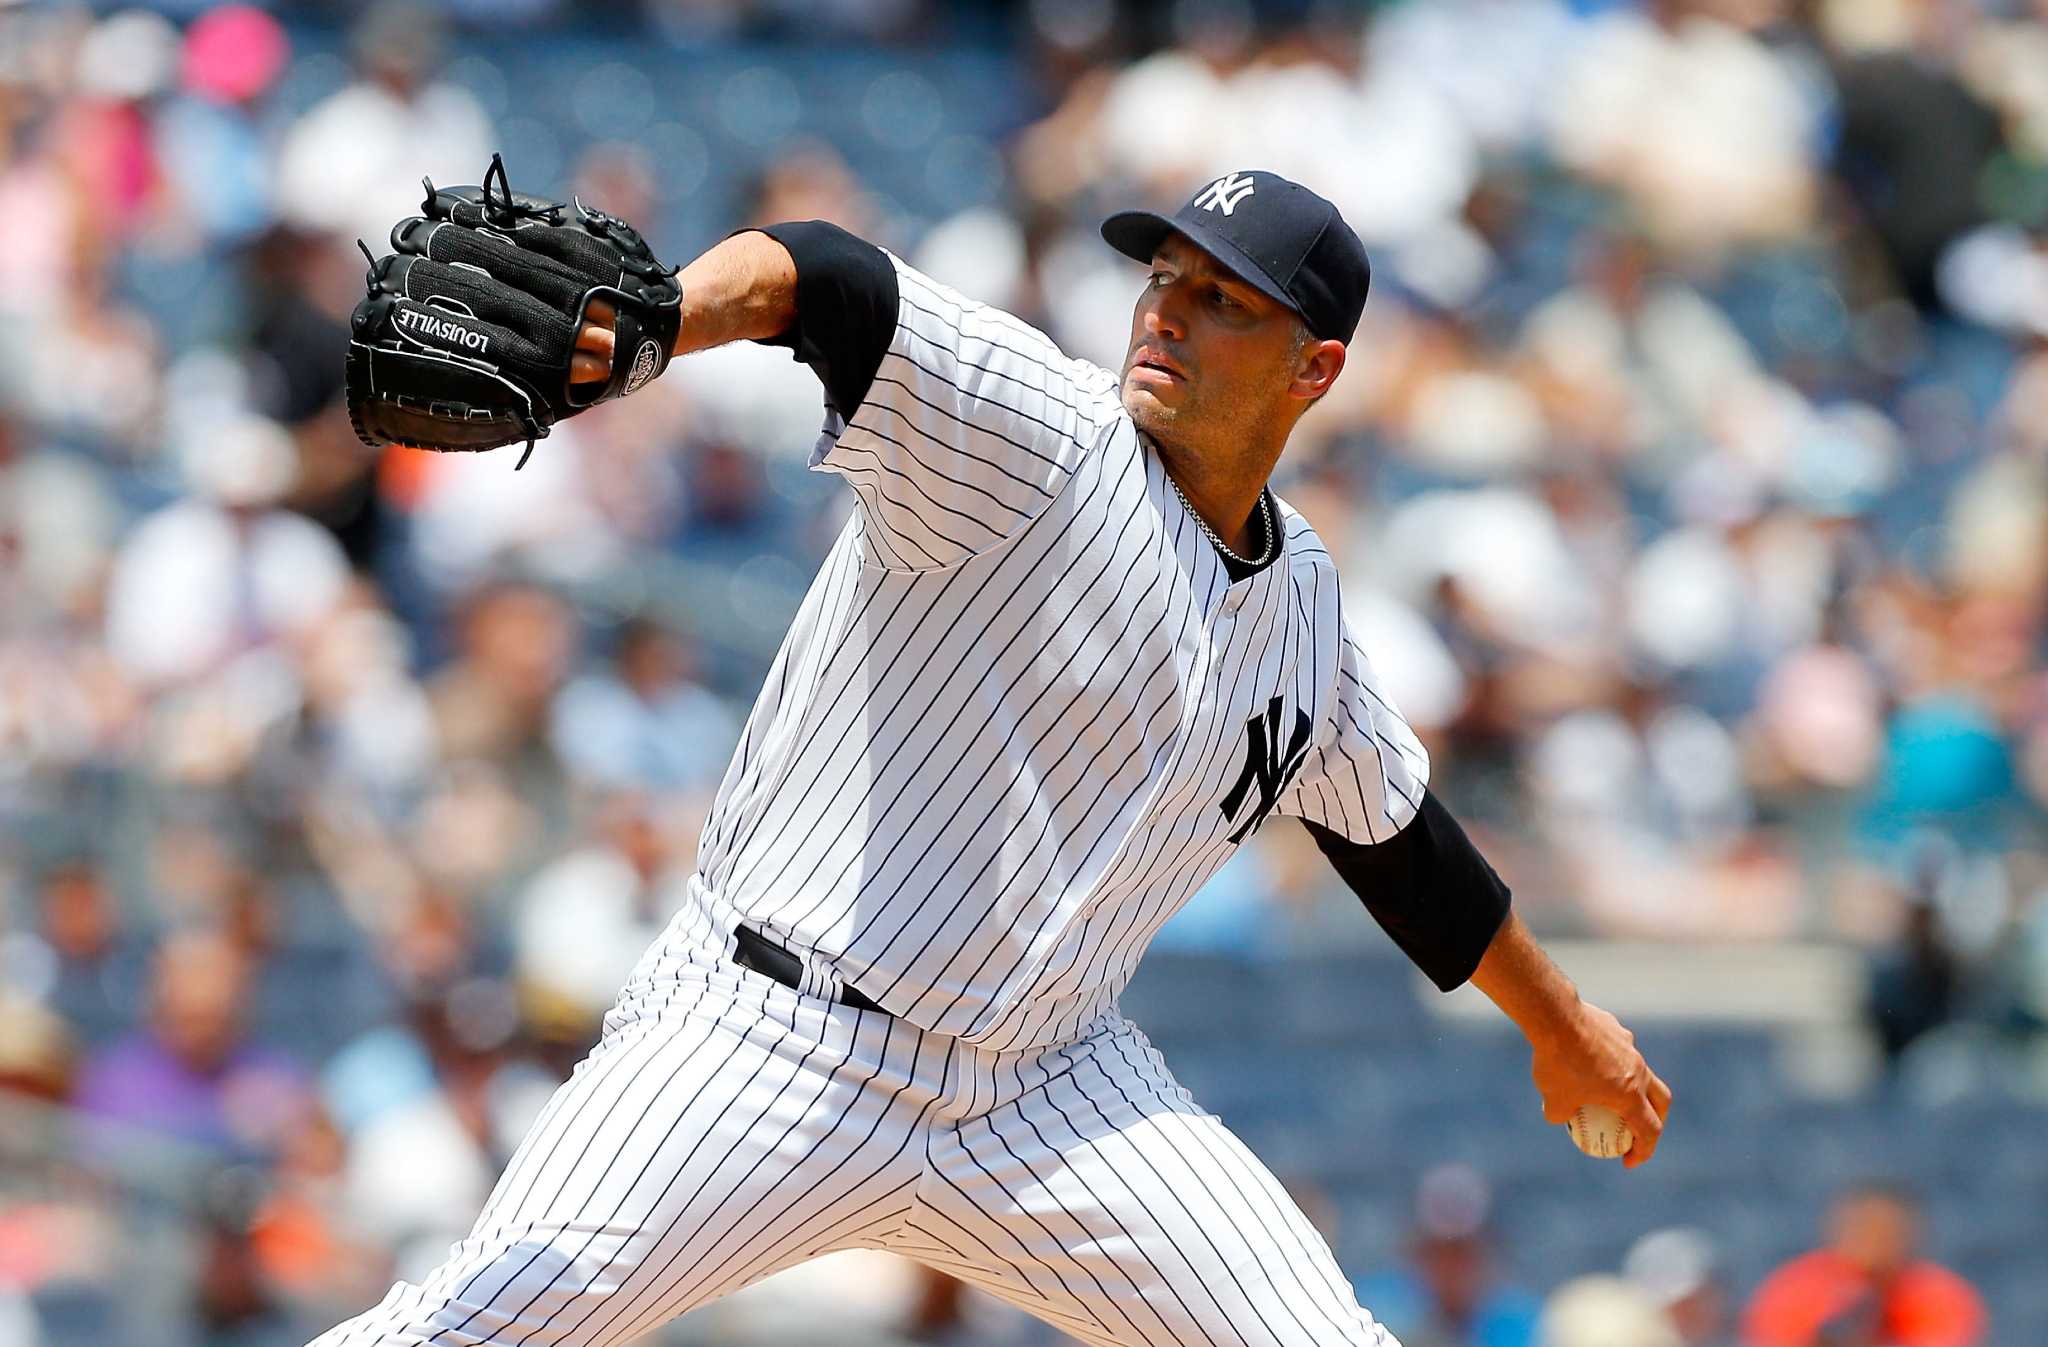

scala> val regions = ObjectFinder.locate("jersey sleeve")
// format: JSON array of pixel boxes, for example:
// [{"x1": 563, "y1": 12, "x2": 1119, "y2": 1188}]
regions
[
  {"x1": 1302, "y1": 795, "x2": 1512, "y2": 992},
  {"x1": 753, "y1": 220, "x2": 1112, "y2": 571},
  {"x1": 1273, "y1": 618, "x2": 1430, "y2": 845}
]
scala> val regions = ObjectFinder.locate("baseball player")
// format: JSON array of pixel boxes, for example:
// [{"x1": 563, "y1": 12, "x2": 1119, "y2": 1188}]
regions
[{"x1": 325, "y1": 166, "x2": 1672, "y2": 1347}]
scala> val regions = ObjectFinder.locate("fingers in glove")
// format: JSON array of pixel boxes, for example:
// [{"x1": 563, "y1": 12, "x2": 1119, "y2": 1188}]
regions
[
  {"x1": 571, "y1": 301, "x2": 616, "y2": 387},
  {"x1": 576, "y1": 313, "x2": 616, "y2": 360}
]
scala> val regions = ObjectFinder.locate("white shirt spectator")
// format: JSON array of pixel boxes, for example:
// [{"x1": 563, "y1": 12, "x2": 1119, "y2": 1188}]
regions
[
  {"x1": 343, "y1": 1091, "x2": 495, "y2": 1280},
  {"x1": 104, "y1": 501, "x2": 348, "y2": 686},
  {"x1": 514, "y1": 847, "x2": 686, "y2": 1020},
  {"x1": 276, "y1": 77, "x2": 495, "y2": 248},
  {"x1": 1379, "y1": 487, "x2": 1605, "y2": 659},
  {"x1": 408, "y1": 428, "x2": 617, "y2": 588},
  {"x1": 1369, "y1": 0, "x2": 1580, "y2": 153},
  {"x1": 1548, "y1": 12, "x2": 1819, "y2": 255}
]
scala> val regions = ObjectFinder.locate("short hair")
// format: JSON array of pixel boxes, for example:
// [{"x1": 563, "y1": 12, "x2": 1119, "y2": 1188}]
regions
[{"x1": 1293, "y1": 319, "x2": 1330, "y2": 406}]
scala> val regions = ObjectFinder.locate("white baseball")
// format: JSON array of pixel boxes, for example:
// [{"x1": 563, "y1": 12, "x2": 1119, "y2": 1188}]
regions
[{"x1": 1564, "y1": 1104, "x2": 1633, "y2": 1159}]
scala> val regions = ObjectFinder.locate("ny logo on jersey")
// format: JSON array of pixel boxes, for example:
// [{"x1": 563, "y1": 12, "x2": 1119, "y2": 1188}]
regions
[
  {"x1": 1219, "y1": 696, "x2": 1312, "y2": 843},
  {"x1": 1194, "y1": 173, "x2": 1257, "y2": 216}
]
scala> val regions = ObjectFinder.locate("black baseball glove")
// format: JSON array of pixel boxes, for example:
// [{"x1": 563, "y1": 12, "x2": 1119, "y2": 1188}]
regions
[{"x1": 345, "y1": 153, "x2": 682, "y2": 467}]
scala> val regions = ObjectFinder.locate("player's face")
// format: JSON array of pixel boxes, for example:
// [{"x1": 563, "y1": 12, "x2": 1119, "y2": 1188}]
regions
[{"x1": 1121, "y1": 236, "x2": 1315, "y2": 452}]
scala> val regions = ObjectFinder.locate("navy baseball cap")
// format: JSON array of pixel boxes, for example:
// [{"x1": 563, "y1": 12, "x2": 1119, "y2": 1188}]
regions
[{"x1": 1101, "y1": 170, "x2": 1371, "y2": 343}]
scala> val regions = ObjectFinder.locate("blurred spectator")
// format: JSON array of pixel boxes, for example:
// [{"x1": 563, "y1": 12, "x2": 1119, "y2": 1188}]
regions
[
  {"x1": 1824, "y1": 8, "x2": 2004, "y2": 313},
  {"x1": 1543, "y1": 1274, "x2": 1683, "y2": 1347},
  {"x1": 1865, "y1": 847, "x2": 1962, "y2": 1067},
  {"x1": 103, "y1": 413, "x2": 347, "y2": 689},
  {"x1": 36, "y1": 859, "x2": 147, "y2": 1046},
  {"x1": 1623, "y1": 1227, "x2": 1731, "y2": 1347},
  {"x1": 2, "y1": 0, "x2": 2047, "y2": 1340},
  {"x1": 1742, "y1": 1184, "x2": 1987, "y2": 1347},
  {"x1": 1861, "y1": 698, "x2": 2019, "y2": 855},
  {"x1": 550, "y1": 619, "x2": 737, "y2": 793},
  {"x1": 322, "y1": 976, "x2": 544, "y2": 1280},
  {"x1": 246, "y1": 1104, "x2": 387, "y2": 1325},
  {"x1": 154, "y1": 6, "x2": 290, "y2": 246},
  {"x1": 677, "y1": 438, "x2": 787, "y2": 558},
  {"x1": 274, "y1": 0, "x2": 495, "y2": 249},
  {"x1": 0, "y1": 995, "x2": 74, "y2": 1105},
  {"x1": 513, "y1": 792, "x2": 691, "y2": 1032},
  {"x1": 428, "y1": 581, "x2": 575, "y2": 773},
  {"x1": 1546, "y1": 1, "x2": 1820, "y2": 260},
  {"x1": 1354, "y1": 1164, "x2": 1541, "y2": 1347},
  {"x1": 74, "y1": 930, "x2": 305, "y2": 1155},
  {"x1": 189, "y1": 1171, "x2": 294, "y2": 1347},
  {"x1": 292, "y1": 584, "x2": 440, "y2": 806}
]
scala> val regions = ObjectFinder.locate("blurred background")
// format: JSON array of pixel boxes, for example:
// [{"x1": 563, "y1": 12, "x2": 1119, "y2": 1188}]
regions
[{"x1": 1, "y1": 0, "x2": 2045, "y2": 1344}]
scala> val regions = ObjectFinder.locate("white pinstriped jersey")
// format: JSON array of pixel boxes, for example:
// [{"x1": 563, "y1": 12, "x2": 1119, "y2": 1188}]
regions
[{"x1": 680, "y1": 253, "x2": 1429, "y2": 1052}]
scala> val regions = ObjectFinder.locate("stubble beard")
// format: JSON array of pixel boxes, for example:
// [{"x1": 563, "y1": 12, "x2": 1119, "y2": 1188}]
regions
[{"x1": 1121, "y1": 375, "x2": 1205, "y2": 458}]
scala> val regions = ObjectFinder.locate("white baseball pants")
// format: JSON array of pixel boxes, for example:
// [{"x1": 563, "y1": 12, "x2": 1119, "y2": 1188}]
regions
[{"x1": 308, "y1": 901, "x2": 1397, "y2": 1347}]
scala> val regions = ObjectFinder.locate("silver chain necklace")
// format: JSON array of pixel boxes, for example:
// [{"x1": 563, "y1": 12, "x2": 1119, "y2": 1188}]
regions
[{"x1": 1168, "y1": 473, "x2": 1275, "y2": 568}]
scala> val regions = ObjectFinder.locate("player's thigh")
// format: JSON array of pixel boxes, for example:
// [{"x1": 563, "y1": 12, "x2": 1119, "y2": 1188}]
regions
[
  {"x1": 909, "y1": 1025, "x2": 1395, "y2": 1347},
  {"x1": 308, "y1": 981, "x2": 930, "y2": 1347}
]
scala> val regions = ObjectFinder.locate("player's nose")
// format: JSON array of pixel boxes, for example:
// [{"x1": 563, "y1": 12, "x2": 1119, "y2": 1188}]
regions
[{"x1": 1141, "y1": 298, "x2": 1185, "y2": 343}]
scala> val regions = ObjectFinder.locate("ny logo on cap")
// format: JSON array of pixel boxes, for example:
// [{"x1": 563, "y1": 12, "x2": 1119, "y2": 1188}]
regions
[{"x1": 1194, "y1": 172, "x2": 1256, "y2": 216}]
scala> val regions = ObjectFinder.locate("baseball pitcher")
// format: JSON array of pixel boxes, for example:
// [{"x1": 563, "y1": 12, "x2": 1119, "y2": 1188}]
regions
[{"x1": 320, "y1": 160, "x2": 1672, "y2": 1347}]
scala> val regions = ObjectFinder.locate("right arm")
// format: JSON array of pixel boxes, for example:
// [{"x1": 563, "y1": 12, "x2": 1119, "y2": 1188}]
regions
[
  {"x1": 1274, "y1": 611, "x2": 1670, "y2": 1165},
  {"x1": 672, "y1": 229, "x2": 801, "y2": 355},
  {"x1": 573, "y1": 229, "x2": 797, "y2": 375},
  {"x1": 583, "y1": 222, "x2": 1112, "y2": 571}
]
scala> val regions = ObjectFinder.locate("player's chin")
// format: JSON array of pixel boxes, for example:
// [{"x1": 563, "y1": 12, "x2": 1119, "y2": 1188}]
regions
[{"x1": 1120, "y1": 380, "x2": 1182, "y2": 425}]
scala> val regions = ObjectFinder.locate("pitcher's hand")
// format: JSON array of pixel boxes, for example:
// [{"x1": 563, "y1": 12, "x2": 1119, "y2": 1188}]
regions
[
  {"x1": 1529, "y1": 1001, "x2": 1672, "y2": 1168},
  {"x1": 572, "y1": 298, "x2": 616, "y2": 386}
]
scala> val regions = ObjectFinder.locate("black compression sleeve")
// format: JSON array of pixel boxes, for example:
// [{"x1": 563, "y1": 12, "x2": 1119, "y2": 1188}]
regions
[
  {"x1": 748, "y1": 220, "x2": 898, "y2": 421},
  {"x1": 1303, "y1": 790, "x2": 1511, "y2": 992}
]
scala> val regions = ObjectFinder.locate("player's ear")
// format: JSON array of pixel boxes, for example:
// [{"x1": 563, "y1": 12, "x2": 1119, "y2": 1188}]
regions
[{"x1": 1290, "y1": 336, "x2": 1343, "y2": 403}]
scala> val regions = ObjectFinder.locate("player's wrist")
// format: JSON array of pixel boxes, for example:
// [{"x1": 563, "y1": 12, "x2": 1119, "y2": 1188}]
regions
[
  {"x1": 669, "y1": 229, "x2": 800, "y2": 360},
  {"x1": 1470, "y1": 911, "x2": 1583, "y2": 1048},
  {"x1": 1522, "y1": 989, "x2": 1595, "y2": 1051}
]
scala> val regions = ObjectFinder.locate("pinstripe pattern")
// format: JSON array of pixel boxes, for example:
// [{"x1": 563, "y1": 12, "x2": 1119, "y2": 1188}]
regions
[
  {"x1": 310, "y1": 251, "x2": 1422, "y2": 1346},
  {"x1": 310, "y1": 897, "x2": 1396, "y2": 1346},
  {"x1": 690, "y1": 253, "x2": 1427, "y2": 1054}
]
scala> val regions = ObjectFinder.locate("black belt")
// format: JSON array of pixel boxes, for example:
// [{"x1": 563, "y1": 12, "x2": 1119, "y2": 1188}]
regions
[{"x1": 732, "y1": 925, "x2": 883, "y2": 1013}]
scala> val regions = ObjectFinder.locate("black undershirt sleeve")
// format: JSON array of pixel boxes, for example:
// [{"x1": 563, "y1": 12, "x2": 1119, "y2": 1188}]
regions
[
  {"x1": 1302, "y1": 789, "x2": 1511, "y2": 992},
  {"x1": 747, "y1": 220, "x2": 898, "y2": 422}
]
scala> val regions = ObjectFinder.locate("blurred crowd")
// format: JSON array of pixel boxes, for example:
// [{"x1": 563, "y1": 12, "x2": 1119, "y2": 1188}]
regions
[
  {"x1": 1346, "y1": 1165, "x2": 1987, "y2": 1347},
  {"x1": 2, "y1": 0, "x2": 2047, "y2": 1343}
]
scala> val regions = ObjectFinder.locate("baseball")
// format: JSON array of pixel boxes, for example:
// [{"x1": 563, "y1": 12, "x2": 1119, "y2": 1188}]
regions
[{"x1": 1565, "y1": 1104, "x2": 1634, "y2": 1159}]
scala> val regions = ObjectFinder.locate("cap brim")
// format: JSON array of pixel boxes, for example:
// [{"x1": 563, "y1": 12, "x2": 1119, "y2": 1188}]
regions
[{"x1": 1100, "y1": 209, "x2": 1300, "y2": 319}]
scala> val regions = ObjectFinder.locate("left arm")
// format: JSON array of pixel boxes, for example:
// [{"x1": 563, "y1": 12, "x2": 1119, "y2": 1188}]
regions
[
  {"x1": 1310, "y1": 806, "x2": 1672, "y2": 1167},
  {"x1": 1468, "y1": 907, "x2": 1673, "y2": 1169},
  {"x1": 1273, "y1": 615, "x2": 1670, "y2": 1165}
]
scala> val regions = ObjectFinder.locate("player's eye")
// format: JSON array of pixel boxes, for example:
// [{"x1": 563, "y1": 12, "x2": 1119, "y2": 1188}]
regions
[{"x1": 1211, "y1": 288, "x2": 1241, "y2": 310}]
